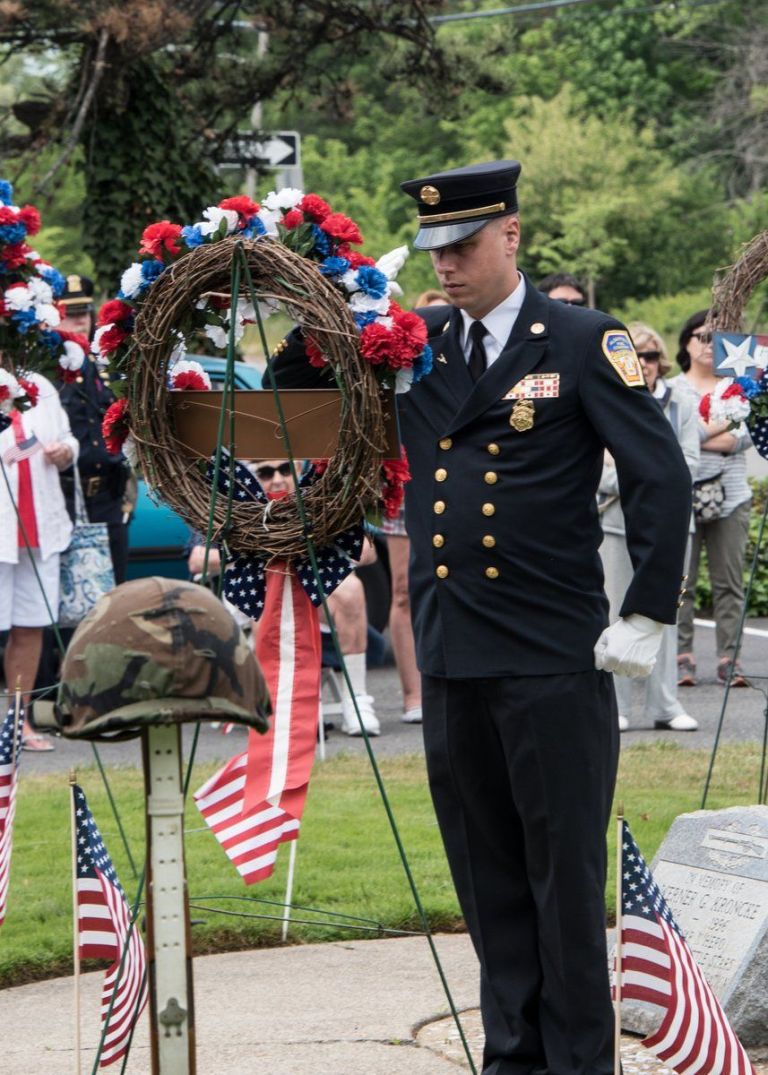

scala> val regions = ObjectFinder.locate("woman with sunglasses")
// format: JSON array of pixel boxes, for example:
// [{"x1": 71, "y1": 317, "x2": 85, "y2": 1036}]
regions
[
  {"x1": 599, "y1": 322, "x2": 700, "y2": 731},
  {"x1": 670, "y1": 310, "x2": 753, "y2": 688}
]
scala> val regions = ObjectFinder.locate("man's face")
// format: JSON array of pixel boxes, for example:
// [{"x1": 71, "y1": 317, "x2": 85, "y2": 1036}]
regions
[
  {"x1": 428, "y1": 217, "x2": 520, "y2": 320},
  {"x1": 254, "y1": 459, "x2": 296, "y2": 496},
  {"x1": 59, "y1": 309, "x2": 94, "y2": 337},
  {"x1": 546, "y1": 285, "x2": 584, "y2": 306}
]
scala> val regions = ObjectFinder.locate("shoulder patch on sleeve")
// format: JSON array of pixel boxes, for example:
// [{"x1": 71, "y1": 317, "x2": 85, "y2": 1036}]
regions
[{"x1": 601, "y1": 330, "x2": 644, "y2": 387}]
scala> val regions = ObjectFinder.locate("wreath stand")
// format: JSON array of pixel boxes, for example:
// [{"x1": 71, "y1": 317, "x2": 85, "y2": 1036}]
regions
[{"x1": 700, "y1": 229, "x2": 768, "y2": 808}]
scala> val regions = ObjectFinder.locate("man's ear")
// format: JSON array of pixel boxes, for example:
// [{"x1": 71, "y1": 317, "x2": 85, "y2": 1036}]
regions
[{"x1": 503, "y1": 215, "x2": 520, "y2": 255}]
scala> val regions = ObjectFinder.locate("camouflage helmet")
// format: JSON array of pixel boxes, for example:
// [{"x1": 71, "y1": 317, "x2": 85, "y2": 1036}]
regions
[{"x1": 55, "y1": 577, "x2": 270, "y2": 741}]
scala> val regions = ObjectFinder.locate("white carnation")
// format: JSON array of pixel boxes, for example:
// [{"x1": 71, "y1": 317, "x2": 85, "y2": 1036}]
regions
[
  {"x1": 27, "y1": 277, "x2": 53, "y2": 305},
  {"x1": 35, "y1": 302, "x2": 60, "y2": 328},
  {"x1": 348, "y1": 292, "x2": 391, "y2": 316},
  {"x1": 256, "y1": 207, "x2": 280, "y2": 238},
  {"x1": 0, "y1": 368, "x2": 21, "y2": 414},
  {"x1": 120, "y1": 263, "x2": 144, "y2": 299},
  {"x1": 4, "y1": 285, "x2": 32, "y2": 311},
  {"x1": 198, "y1": 207, "x2": 239, "y2": 237},
  {"x1": 263, "y1": 188, "x2": 304, "y2": 212},
  {"x1": 61, "y1": 340, "x2": 86, "y2": 371}
]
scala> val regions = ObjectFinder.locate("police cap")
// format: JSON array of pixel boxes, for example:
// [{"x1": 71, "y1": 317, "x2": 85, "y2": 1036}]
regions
[
  {"x1": 60, "y1": 273, "x2": 95, "y2": 315},
  {"x1": 401, "y1": 160, "x2": 521, "y2": 251}
]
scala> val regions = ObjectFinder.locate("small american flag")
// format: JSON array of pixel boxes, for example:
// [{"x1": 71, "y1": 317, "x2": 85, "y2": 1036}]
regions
[
  {"x1": 0, "y1": 702, "x2": 23, "y2": 928},
  {"x1": 616, "y1": 819, "x2": 756, "y2": 1075},
  {"x1": 74, "y1": 784, "x2": 147, "y2": 1067},
  {"x1": 2, "y1": 432, "x2": 41, "y2": 465}
]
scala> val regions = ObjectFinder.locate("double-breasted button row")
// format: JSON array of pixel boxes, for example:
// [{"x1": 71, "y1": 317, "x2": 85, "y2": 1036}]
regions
[{"x1": 435, "y1": 563, "x2": 499, "y2": 580}]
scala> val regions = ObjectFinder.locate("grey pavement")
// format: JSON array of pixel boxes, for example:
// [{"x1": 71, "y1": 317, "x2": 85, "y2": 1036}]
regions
[{"x1": 14, "y1": 615, "x2": 768, "y2": 777}]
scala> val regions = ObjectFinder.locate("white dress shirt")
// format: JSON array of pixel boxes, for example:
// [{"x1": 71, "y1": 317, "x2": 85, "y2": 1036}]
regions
[{"x1": 460, "y1": 273, "x2": 526, "y2": 369}]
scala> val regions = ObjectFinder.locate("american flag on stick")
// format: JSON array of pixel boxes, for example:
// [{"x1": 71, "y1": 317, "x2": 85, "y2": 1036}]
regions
[
  {"x1": 615, "y1": 818, "x2": 756, "y2": 1075},
  {"x1": 0, "y1": 700, "x2": 23, "y2": 928},
  {"x1": 2, "y1": 431, "x2": 42, "y2": 466},
  {"x1": 194, "y1": 566, "x2": 321, "y2": 883},
  {"x1": 73, "y1": 783, "x2": 147, "y2": 1067}
]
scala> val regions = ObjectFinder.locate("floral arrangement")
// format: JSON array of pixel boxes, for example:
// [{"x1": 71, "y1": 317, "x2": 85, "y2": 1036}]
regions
[
  {"x1": 0, "y1": 179, "x2": 91, "y2": 420},
  {"x1": 98, "y1": 186, "x2": 426, "y2": 517},
  {"x1": 699, "y1": 370, "x2": 768, "y2": 460}
]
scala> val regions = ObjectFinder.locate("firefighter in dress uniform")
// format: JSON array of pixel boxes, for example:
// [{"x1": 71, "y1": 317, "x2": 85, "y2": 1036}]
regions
[{"x1": 272, "y1": 160, "x2": 692, "y2": 1075}]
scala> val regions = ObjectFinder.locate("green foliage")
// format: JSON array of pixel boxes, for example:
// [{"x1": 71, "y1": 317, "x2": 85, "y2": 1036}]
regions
[{"x1": 695, "y1": 479, "x2": 768, "y2": 616}]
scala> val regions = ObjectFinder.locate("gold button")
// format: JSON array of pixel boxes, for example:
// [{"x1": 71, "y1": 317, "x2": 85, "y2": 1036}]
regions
[
  {"x1": 434, "y1": 500, "x2": 446, "y2": 514},
  {"x1": 433, "y1": 534, "x2": 445, "y2": 548},
  {"x1": 482, "y1": 535, "x2": 496, "y2": 548},
  {"x1": 435, "y1": 468, "x2": 448, "y2": 482},
  {"x1": 436, "y1": 565, "x2": 449, "y2": 579},
  {"x1": 439, "y1": 438, "x2": 453, "y2": 450},
  {"x1": 482, "y1": 503, "x2": 495, "y2": 517},
  {"x1": 485, "y1": 566, "x2": 499, "y2": 579},
  {"x1": 484, "y1": 471, "x2": 498, "y2": 485},
  {"x1": 487, "y1": 443, "x2": 500, "y2": 455}
]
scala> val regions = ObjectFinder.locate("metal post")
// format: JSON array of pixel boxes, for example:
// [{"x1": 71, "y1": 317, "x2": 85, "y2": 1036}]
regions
[{"x1": 143, "y1": 725, "x2": 196, "y2": 1074}]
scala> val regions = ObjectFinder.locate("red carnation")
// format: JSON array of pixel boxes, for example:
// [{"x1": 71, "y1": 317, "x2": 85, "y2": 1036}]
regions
[
  {"x1": 344, "y1": 250, "x2": 376, "y2": 269},
  {"x1": 17, "y1": 205, "x2": 41, "y2": 236},
  {"x1": 699, "y1": 394, "x2": 712, "y2": 422},
  {"x1": 98, "y1": 324, "x2": 129, "y2": 355},
  {"x1": 102, "y1": 398, "x2": 130, "y2": 455},
  {"x1": 282, "y1": 208, "x2": 304, "y2": 230},
  {"x1": 298, "y1": 194, "x2": 332, "y2": 223},
  {"x1": 2, "y1": 242, "x2": 30, "y2": 269},
  {"x1": 381, "y1": 450, "x2": 411, "y2": 518},
  {"x1": 359, "y1": 322, "x2": 392, "y2": 366},
  {"x1": 721, "y1": 383, "x2": 746, "y2": 400},
  {"x1": 0, "y1": 385, "x2": 9, "y2": 402},
  {"x1": 172, "y1": 370, "x2": 209, "y2": 391},
  {"x1": 310, "y1": 458, "x2": 329, "y2": 476},
  {"x1": 305, "y1": 336, "x2": 328, "y2": 369},
  {"x1": 0, "y1": 206, "x2": 16, "y2": 226},
  {"x1": 97, "y1": 299, "x2": 133, "y2": 327},
  {"x1": 320, "y1": 213, "x2": 363, "y2": 246},
  {"x1": 219, "y1": 195, "x2": 261, "y2": 220},
  {"x1": 18, "y1": 377, "x2": 39, "y2": 406},
  {"x1": 139, "y1": 220, "x2": 182, "y2": 259}
]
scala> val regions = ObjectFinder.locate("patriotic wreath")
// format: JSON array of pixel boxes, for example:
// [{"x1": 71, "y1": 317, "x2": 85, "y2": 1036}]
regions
[
  {"x1": 96, "y1": 189, "x2": 426, "y2": 565},
  {"x1": 0, "y1": 179, "x2": 91, "y2": 428},
  {"x1": 700, "y1": 229, "x2": 768, "y2": 457}
]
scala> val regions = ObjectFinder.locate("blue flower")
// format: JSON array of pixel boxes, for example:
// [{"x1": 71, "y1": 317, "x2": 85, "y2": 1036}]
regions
[
  {"x1": 311, "y1": 225, "x2": 331, "y2": 257},
  {"x1": 736, "y1": 376, "x2": 762, "y2": 400},
  {"x1": 319, "y1": 256, "x2": 350, "y2": 278},
  {"x1": 0, "y1": 180, "x2": 13, "y2": 206},
  {"x1": 40, "y1": 329, "x2": 62, "y2": 354},
  {"x1": 412, "y1": 344, "x2": 433, "y2": 385},
  {"x1": 40, "y1": 266, "x2": 66, "y2": 298},
  {"x1": 181, "y1": 224, "x2": 205, "y2": 248},
  {"x1": 140, "y1": 259, "x2": 165, "y2": 284},
  {"x1": 11, "y1": 308, "x2": 38, "y2": 333},
  {"x1": 0, "y1": 222, "x2": 26, "y2": 245},
  {"x1": 353, "y1": 310, "x2": 379, "y2": 329},
  {"x1": 354, "y1": 265, "x2": 388, "y2": 299},
  {"x1": 241, "y1": 216, "x2": 267, "y2": 239}
]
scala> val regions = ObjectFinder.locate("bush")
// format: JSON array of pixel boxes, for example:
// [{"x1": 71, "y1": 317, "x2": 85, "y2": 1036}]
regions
[{"x1": 695, "y1": 478, "x2": 768, "y2": 616}]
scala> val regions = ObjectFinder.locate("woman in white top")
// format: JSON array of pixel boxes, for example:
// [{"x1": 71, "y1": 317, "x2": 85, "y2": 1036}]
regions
[
  {"x1": 669, "y1": 310, "x2": 753, "y2": 688},
  {"x1": 599, "y1": 323, "x2": 699, "y2": 731},
  {"x1": 0, "y1": 371, "x2": 78, "y2": 750}
]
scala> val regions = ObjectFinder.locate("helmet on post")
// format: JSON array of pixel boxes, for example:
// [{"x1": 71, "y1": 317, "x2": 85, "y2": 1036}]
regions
[{"x1": 56, "y1": 577, "x2": 270, "y2": 741}]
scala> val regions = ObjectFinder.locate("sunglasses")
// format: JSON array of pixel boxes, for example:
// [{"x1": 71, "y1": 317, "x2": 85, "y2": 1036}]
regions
[
  {"x1": 256, "y1": 462, "x2": 292, "y2": 481},
  {"x1": 557, "y1": 297, "x2": 585, "y2": 306},
  {"x1": 690, "y1": 330, "x2": 712, "y2": 343},
  {"x1": 637, "y1": 350, "x2": 661, "y2": 362}
]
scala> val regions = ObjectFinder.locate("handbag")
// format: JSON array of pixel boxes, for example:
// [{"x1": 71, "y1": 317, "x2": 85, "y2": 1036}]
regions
[
  {"x1": 692, "y1": 472, "x2": 725, "y2": 523},
  {"x1": 58, "y1": 471, "x2": 116, "y2": 628}
]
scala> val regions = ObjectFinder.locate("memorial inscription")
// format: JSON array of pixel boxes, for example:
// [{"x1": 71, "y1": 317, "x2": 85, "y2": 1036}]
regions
[{"x1": 617, "y1": 805, "x2": 768, "y2": 1047}]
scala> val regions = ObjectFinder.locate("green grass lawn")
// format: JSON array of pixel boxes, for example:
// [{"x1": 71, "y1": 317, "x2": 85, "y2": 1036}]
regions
[{"x1": 1, "y1": 742, "x2": 764, "y2": 989}]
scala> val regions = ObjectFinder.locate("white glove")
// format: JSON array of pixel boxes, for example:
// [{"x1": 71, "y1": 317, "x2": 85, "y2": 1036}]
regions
[
  {"x1": 375, "y1": 244, "x2": 410, "y2": 280},
  {"x1": 593, "y1": 614, "x2": 665, "y2": 678}
]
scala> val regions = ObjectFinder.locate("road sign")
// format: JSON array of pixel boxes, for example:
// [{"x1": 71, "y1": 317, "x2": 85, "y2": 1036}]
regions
[{"x1": 219, "y1": 130, "x2": 300, "y2": 168}]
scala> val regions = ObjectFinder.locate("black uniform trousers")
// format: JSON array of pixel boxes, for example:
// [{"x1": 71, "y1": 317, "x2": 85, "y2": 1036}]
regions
[{"x1": 422, "y1": 669, "x2": 619, "y2": 1075}]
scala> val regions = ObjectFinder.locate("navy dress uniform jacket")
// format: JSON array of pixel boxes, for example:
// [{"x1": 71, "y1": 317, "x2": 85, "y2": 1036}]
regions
[{"x1": 273, "y1": 279, "x2": 692, "y2": 680}]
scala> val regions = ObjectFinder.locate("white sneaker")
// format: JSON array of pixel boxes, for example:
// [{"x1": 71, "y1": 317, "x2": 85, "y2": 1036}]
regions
[
  {"x1": 618, "y1": 714, "x2": 629, "y2": 732},
  {"x1": 341, "y1": 694, "x2": 380, "y2": 737},
  {"x1": 654, "y1": 713, "x2": 698, "y2": 732},
  {"x1": 402, "y1": 707, "x2": 422, "y2": 724}
]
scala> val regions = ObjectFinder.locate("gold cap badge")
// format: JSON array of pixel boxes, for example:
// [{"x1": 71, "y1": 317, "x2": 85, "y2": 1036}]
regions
[{"x1": 420, "y1": 185, "x2": 441, "y2": 206}]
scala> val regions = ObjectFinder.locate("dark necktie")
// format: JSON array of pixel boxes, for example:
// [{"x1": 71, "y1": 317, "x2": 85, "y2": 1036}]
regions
[{"x1": 467, "y1": 320, "x2": 488, "y2": 382}]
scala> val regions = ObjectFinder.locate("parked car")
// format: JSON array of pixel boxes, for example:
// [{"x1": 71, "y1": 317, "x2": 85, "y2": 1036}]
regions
[{"x1": 126, "y1": 356, "x2": 262, "y2": 580}]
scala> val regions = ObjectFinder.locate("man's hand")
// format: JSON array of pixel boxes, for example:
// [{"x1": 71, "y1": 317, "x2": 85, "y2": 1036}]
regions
[
  {"x1": 593, "y1": 614, "x2": 665, "y2": 678},
  {"x1": 43, "y1": 441, "x2": 73, "y2": 470}
]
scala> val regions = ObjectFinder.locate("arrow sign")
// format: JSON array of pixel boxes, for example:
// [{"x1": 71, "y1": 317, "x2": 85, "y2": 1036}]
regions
[{"x1": 220, "y1": 130, "x2": 300, "y2": 168}]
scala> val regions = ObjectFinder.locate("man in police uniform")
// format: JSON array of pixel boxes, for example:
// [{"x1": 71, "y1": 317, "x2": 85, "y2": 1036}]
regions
[
  {"x1": 272, "y1": 160, "x2": 691, "y2": 1075},
  {"x1": 57, "y1": 274, "x2": 129, "y2": 584}
]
